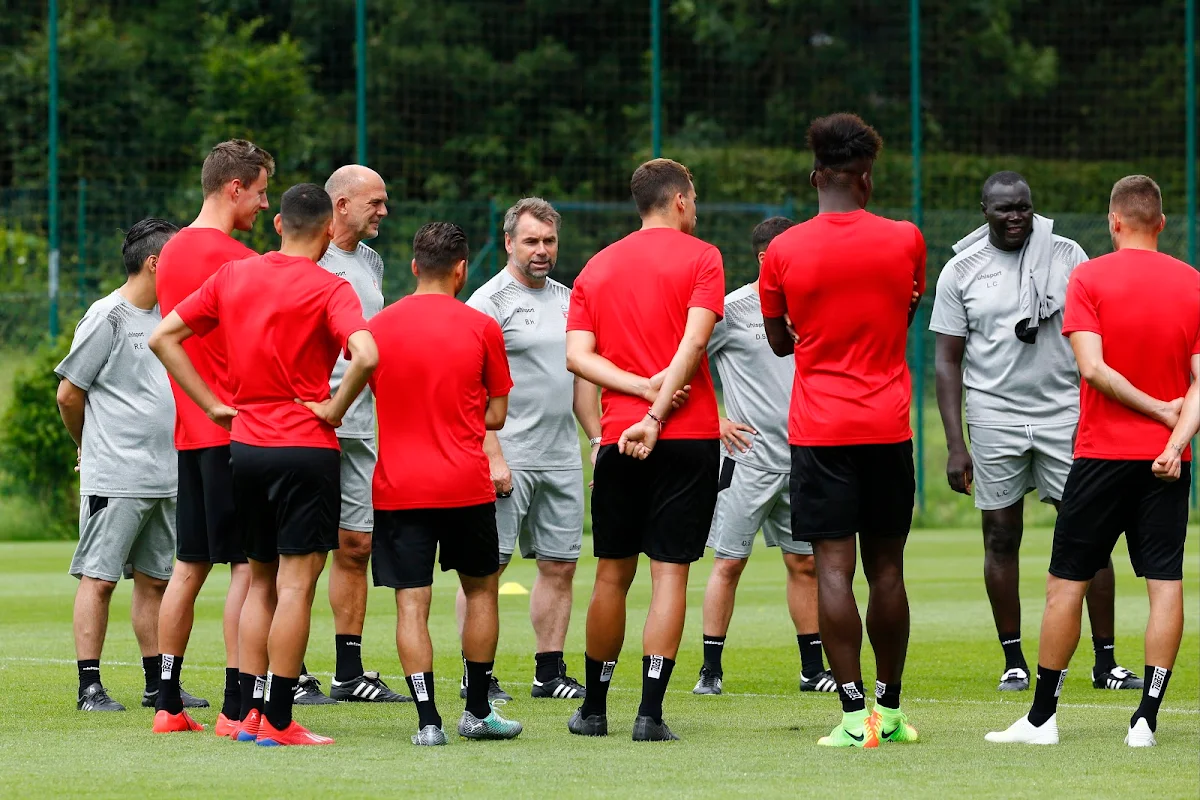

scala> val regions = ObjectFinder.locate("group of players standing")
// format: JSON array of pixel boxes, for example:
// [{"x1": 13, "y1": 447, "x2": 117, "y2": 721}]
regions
[{"x1": 59, "y1": 111, "x2": 1197, "y2": 750}]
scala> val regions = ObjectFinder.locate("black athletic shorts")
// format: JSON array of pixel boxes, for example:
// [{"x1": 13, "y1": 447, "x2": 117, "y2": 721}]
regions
[
  {"x1": 372, "y1": 504, "x2": 499, "y2": 589},
  {"x1": 790, "y1": 440, "x2": 915, "y2": 541},
  {"x1": 1050, "y1": 458, "x2": 1191, "y2": 582},
  {"x1": 229, "y1": 443, "x2": 340, "y2": 562},
  {"x1": 176, "y1": 445, "x2": 245, "y2": 564},
  {"x1": 591, "y1": 439, "x2": 720, "y2": 563}
]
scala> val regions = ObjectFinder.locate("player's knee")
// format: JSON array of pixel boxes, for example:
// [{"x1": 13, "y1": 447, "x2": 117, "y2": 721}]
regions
[
  {"x1": 537, "y1": 558, "x2": 576, "y2": 584},
  {"x1": 982, "y1": 517, "x2": 1022, "y2": 557},
  {"x1": 81, "y1": 576, "x2": 118, "y2": 597},
  {"x1": 784, "y1": 554, "x2": 815, "y2": 580},
  {"x1": 337, "y1": 532, "x2": 373, "y2": 569},
  {"x1": 712, "y1": 556, "x2": 747, "y2": 581}
]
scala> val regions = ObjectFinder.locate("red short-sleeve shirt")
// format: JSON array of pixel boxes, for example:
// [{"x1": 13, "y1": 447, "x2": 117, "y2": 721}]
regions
[
  {"x1": 370, "y1": 294, "x2": 514, "y2": 510},
  {"x1": 759, "y1": 210, "x2": 926, "y2": 446},
  {"x1": 175, "y1": 251, "x2": 368, "y2": 449},
  {"x1": 156, "y1": 227, "x2": 255, "y2": 449},
  {"x1": 1062, "y1": 249, "x2": 1200, "y2": 460},
  {"x1": 567, "y1": 227, "x2": 724, "y2": 443}
]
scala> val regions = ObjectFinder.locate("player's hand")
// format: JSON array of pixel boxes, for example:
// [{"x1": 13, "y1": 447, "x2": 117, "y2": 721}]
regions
[
  {"x1": 783, "y1": 313, "x2": 799, "y2": 344},
  {"x1": 646, "y1": 371, "x2": 690, "y2": 410},
  {"x1": 588, "y1": 444, "x2": 598, "y2": 488},
  {"x1": 75, "y1": 447, "x2": 81, "y2": 473},
  {"x1": 719, "y1": 417, "x2": 756, "y2": 454},
  {"x1": 294, "y1": 397, "x2": 341, "y2": 428},
  {"x1": 1158, "y1": 397, "x2": 1184, "y2": 430},
  {"x1": 1152, "y1": 444, "x2": 1183, "y2": 482},
  {"x1": 911, "y1": 280, "x2": 921, "y2": 308},
  {"x1": 207, "y1": 403, "x2": 239, "y2": 431},
  {"x1": 618, "y1": 416, "x2": 659, "y2": 460},
  {"x1": 490, "y1": 456, "x2": 513, "y2": 497},
  {"x1": 946, "y1": 447, "x2": 974, "y2": 495}
]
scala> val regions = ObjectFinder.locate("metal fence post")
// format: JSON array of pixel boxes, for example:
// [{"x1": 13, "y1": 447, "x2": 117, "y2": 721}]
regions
[
  {"x1": 356, "y1": 0, "x2": 368, "y2": 166},
  {"x1": 910, "y1": 0, "x2": 925, "y2": 514},
  {"x1": 48, "y1": 0, "x2": 60, "y2": 339},
  {"x1": 650, "y1": 0, "x2": 662, "y2": 158},
  {"x1": 76, "y1": 178, "x2": 86, "y2": 309}
]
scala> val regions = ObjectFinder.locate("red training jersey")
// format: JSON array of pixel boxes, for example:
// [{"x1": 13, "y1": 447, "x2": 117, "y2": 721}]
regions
[
  {"x1": 567, "y1": 227, "x2": 724, "y2": 443},
  {"x1": 370, "y1": 294, "x2": 513, "y2": 510},
  {"x1": 175, "y1": 251, "x2": 369, "y2": 450},
  {"x1": 1062, "y1": 249, "x2": 1200, "y2": 461},
  {"x1": 760, "y1": 210, "x2": 926, "y2": 446},
  {"x1": 157, "y1": 227, "x2": 255, "y2": 450}
]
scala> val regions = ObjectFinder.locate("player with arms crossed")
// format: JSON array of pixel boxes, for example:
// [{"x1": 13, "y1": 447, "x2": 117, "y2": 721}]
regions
[
  {"x1": 761, "y1": 114, "x2": 924, "y2": 748},
  {"x1": 932, "y1": 171, "x2": 1138, "y2": 693},
  {"x1": 565, "y1": 158, "x2": 723, "y2": 742},
  {"x1": 369, "y1": 222, "x2": 522, "y2": 746},
  {"x1": 987, "y1": 176, "x2": 1199, "y2": 748},
  {"x1": 151, "y1": 184, "x2": 378, "y2": 745},
  {"x1": 57, "y1": 220, "x2": 181, "y2": 712},
  {"x1": 295, "y1": 165, "x2": 406, "y2": 705},
  {"x1": 456, "y1": 198, "x2": 602, "y2": 702},
  {"x1": 693, "y1": 216, "x2": 835, "y2": 696},
  {"x1": 153, "y1": 140, "x2": 274, "y2": 732}
]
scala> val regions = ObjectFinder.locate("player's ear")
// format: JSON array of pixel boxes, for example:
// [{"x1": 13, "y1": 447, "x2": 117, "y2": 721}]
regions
[
  {"x1": 757, "y1": 250, "x2": 767, "y2": 267},
  {"x1": 504, "y1": 232, "x2": 514, "y2": 256},
  {"x1": 273, "y1": 214, "x2": 284, "y2": 236},
  {"x1": 808, "y1": 170, "x2": 818, "y2": 189},
  {"x1": 410, "y1": 258, "x2": 419, "y2": 278},
  {"x1": 144, "y1": 254, "x2": 158, "y2": 275},
  {"x1": 1156, "y1": 214, "x2": 1166, "y2": 234}
]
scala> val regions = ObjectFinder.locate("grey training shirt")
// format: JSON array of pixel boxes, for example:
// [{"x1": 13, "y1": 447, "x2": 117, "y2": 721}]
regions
[
  {"x1": 707, "y1": 284, "x2": 793, "y2": 474},
  {"x1": 318, "y1": 242, "x2": 385, "y2": 438},
  {"x1": 467, "y1": 268, "x2": 579, "y2": 470},
  {"x1": 929, "y1": 235, "x2": 1087, "y2": 426},
  {"x1": 55, "y1": 290, "x2": 177, "y2": 497}
]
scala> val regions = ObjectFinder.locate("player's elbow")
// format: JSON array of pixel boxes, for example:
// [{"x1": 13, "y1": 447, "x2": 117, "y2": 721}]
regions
[
  {"x1": 565, "y1": 349, "x2": 584, "y2": 378},
  {"x1": 1077, "y1": 359, "x2": 1102, "y2": 385},
  {"x1": 485, "y1": 412, "x2": 506, "y2": 431},
  {"x1": 56, "y1": 380, "x2": 82, "y2": 411}
]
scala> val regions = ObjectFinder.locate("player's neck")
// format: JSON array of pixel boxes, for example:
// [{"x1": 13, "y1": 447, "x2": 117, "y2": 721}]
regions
[
  {"x1": 279, "y1": 238, "x2": 328, "y2": 263},
  {"x1": 817, "y1": 191, "x2": 864, "y2": 214},
  {"x1": 191, "y1": 198, "x2": 238, "y2": 235},
  {"x1": 413, "y1": 278, "x2": 459, "y2": 297},
  {"x1": 505, "y1": 262, "x2": 546, "y2": 290},
  {"x1": 1113, "y1": 233, "x2": 1159, "y2": 252},
  {"x1": 639, "y1": 213, "x2": 682, "y2": 232},
  {"x1": 748, "y1": 279, "x2": 760, "y2": 294},
  {"x1": 118, "y1": 275, "x2": 157, "y2": 310},
  {"x1": 330, "y1": 227, "x2": 362, "y2": 254}
]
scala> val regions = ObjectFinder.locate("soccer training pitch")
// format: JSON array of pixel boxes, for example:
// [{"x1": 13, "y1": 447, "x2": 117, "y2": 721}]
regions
[{"x1": 0, "y1": 530, "x2": 1196, "y2": 799}]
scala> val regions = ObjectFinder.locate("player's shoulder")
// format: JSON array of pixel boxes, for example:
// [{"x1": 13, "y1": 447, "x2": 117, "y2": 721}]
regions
[
  {"x1": 722, "y1": 284, "x2": 760, "y2": 325},
  {"x1": 941, "y1": 236, "x2": 992, "y2": 285},
  {"x1": 723, "y1": 282, "x2": 758, "y2": 307},
  {"x1": 468, "y1": 269, "x2": 519, "y2": 315},
  {"x1": 1050, "y1": 234, "x2": 1087, "y2": 263},
  {"x1": 80, "y1": 292, "x2": 131, "y2": 338},
  {"x1": 355, "y1": 242, "x2": 385, "y2": 277}
]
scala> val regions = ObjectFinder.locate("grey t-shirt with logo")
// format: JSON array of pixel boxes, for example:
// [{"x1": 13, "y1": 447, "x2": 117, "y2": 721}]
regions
[
  {"x1": 467, "y1": 269, "x2": 579, "y2": 470},
  {"x1": 929, "y1": 235, "x2": 1087, "y2": 426},
  {"x1": 318, "y1": 242, "x2": 385, "y2": 439},
  {"x1": 707, "y1": 284, "x2": 793, "y2": 474},
  {"x1": 55, "y1": 290, "x2": 177, "y2": 498}
]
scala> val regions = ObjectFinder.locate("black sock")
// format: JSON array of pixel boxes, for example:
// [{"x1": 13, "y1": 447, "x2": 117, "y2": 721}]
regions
[
  {"x1": 1131, "y1": 665, "x2": 1172, "y2": 733},
  {"x1": 157, "y1": 654, "x2": 183, "y2": 713},
  {"x1": 335, "y1": 634, "x2": 364, "y2": 682},
  {"x1": 221, "y1": 667, "x2": 240, "y2": 719},
  {"x1": 1028, "y1": 665, "x2": 1066, "y2": 726},
  {"x1": 837, "y1": 680, "x2": 867, "y2": 713},
  {"x1": 797, "y1": 633, "x2": 824, "y2": 677},
  {"x1": 875, "y1": 679, "x2": 902, "y2": 710},
  {"x1": 1092, "y1": 636, "x2": 1116, "y2": 673},
  {"x1": 406, "y1": 672, "x2": 441, "y2": 728},
  {"x1": 580, "y1": 654, "x2": 616, "y2": 718},
  {"x1": 999, "y1": 631, "x2": 1027, "y2": 671},
  {"x1": 464, "y1": 660, "x2": 495, "y2": 718},
  {"x1": 637, "y1": 655, "x2": 675, "y2": 723},
  {"x1": 264, "y1": 673, "x2": 298, "y2": 731},
  {"x1": 702, "y1": 635, "x2": 725, "y2": 673},
  {"x1": 78, "y1": 659, "x2": 101, "y2": 695},
  {"x1": 141, "y1": 656, "x2": 160, "y2": 695},
  {"x1": 535, "y1": 651, "x2": 564, "y2": 683},
  {"x1": 239, "y1": 672, "x2": 266, "y2": 720}
]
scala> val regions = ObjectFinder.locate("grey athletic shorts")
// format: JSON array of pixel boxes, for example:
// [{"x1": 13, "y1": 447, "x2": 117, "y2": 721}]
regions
[
  {"x1": 497, "y1": 469, "x2": 584, "y2": 564},
  {"x1": 968, "y1": 422, "x2": 1074, "y2": 511},
  {"x1": 706, "y1": 458, "x2": 813, "y2": 559},
  {"x1": 70, "y1": 495, "x2": 176, "y2": 582},
  {"x1": 338, "y1": 437, "x2": 376, "y2": 533}
]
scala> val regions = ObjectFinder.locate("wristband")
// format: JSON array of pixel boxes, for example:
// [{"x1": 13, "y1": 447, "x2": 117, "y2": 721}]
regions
[
  {"x1": 589, "y1": 436, "x2": 602, "y2": 447},
  {"x1": 646, "y1": 410, "x2": 664, "y2": 428}
]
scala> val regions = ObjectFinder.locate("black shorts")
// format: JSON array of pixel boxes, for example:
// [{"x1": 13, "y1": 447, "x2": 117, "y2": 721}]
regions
[
  {"x1": 176, "y1": 445, "x2": 245, "y2": 564},
  {"x1": 1050, "y1": 458, "x2": 1191, "y2": 582},
  {"x1": 372, "y1": 504, "x2": 499, "y2": 589},
  {"x1": 229, "y1": 443, "x2": 340, "y2": 562},
  {"x1": 790, "y1": 441, "x2": 915, "y2": 541},
  {"x1": 591, "y1": 439, "x2": 720, "y2": 563}
]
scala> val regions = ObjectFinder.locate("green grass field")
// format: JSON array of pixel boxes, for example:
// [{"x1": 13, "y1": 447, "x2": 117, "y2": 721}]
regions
[{"x1": 1, "y1": 530, "x2": 1196, "y2": 799}]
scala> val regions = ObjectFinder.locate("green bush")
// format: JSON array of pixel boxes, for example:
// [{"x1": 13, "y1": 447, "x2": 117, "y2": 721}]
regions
[{"x1": 0, "y1": 335, "x2": 78, "y2": 538}]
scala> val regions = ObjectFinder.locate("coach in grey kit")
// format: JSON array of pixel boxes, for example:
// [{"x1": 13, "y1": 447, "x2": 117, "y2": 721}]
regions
[
  {"x1": 931, "y1": 170, "x2": 1141, "y2": 694},
  {"x1": 57, "y1": 219, "x2": 182, "y2": 712}
]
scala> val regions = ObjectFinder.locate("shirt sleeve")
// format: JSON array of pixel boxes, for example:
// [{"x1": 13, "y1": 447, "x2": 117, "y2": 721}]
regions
[
  {"x1": 688, "y1": 246, "x2": 725, "y2": 320},
  {"x1": 928, "y1": 260, "x2": 968, "y2": 336},
  {"x1": 759, "y1": 242, "x2": 787, "y2": 318},
  {"x1": 1061, "y1": 271, "x2": 1100, "y2": 336},
  {"x1": 911, "y1": 224, "x2": 928, "y2": 296},
  {"x1": 54, "y1": 310, "x2": 114, "y2": 390},
  {"x1": 565, "y1": 273, "x2": 592, "y2": 333},
  {"x1": 325, "y1": 280, "x2": 370, "y2": 358},
  {"x1": 482, "y1": 318, "x2": 514, "y2": 398},
  {"x1": 465, "y1": 286, "x2": 500, "y2": 322},
  {"x1": 175, "y1": 266, "x2": 225, "y2": 338}
]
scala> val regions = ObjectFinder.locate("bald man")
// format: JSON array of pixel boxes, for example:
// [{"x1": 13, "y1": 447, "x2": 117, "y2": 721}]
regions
[{"x1": 296, "y1": 166, "x2": 406, "y2": 704}]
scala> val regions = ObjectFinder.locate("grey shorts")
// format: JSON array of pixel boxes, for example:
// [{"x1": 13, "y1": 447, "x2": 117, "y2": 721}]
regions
[
  {"x1": 706, "y1": 458, "x2": 813, "y2": 559},
  {"x1": 70, "y1": 496, "x2": 176, "y2": 582},
  {"x1": 497, "y1": 469, "x2": 584, "y2": 564},
  {"x1": 338, "y1": 437, "x2": 376, "y2": 533},
  {"x1": 968, "y1": 422, "x2": 1074, "y2": 511}
]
